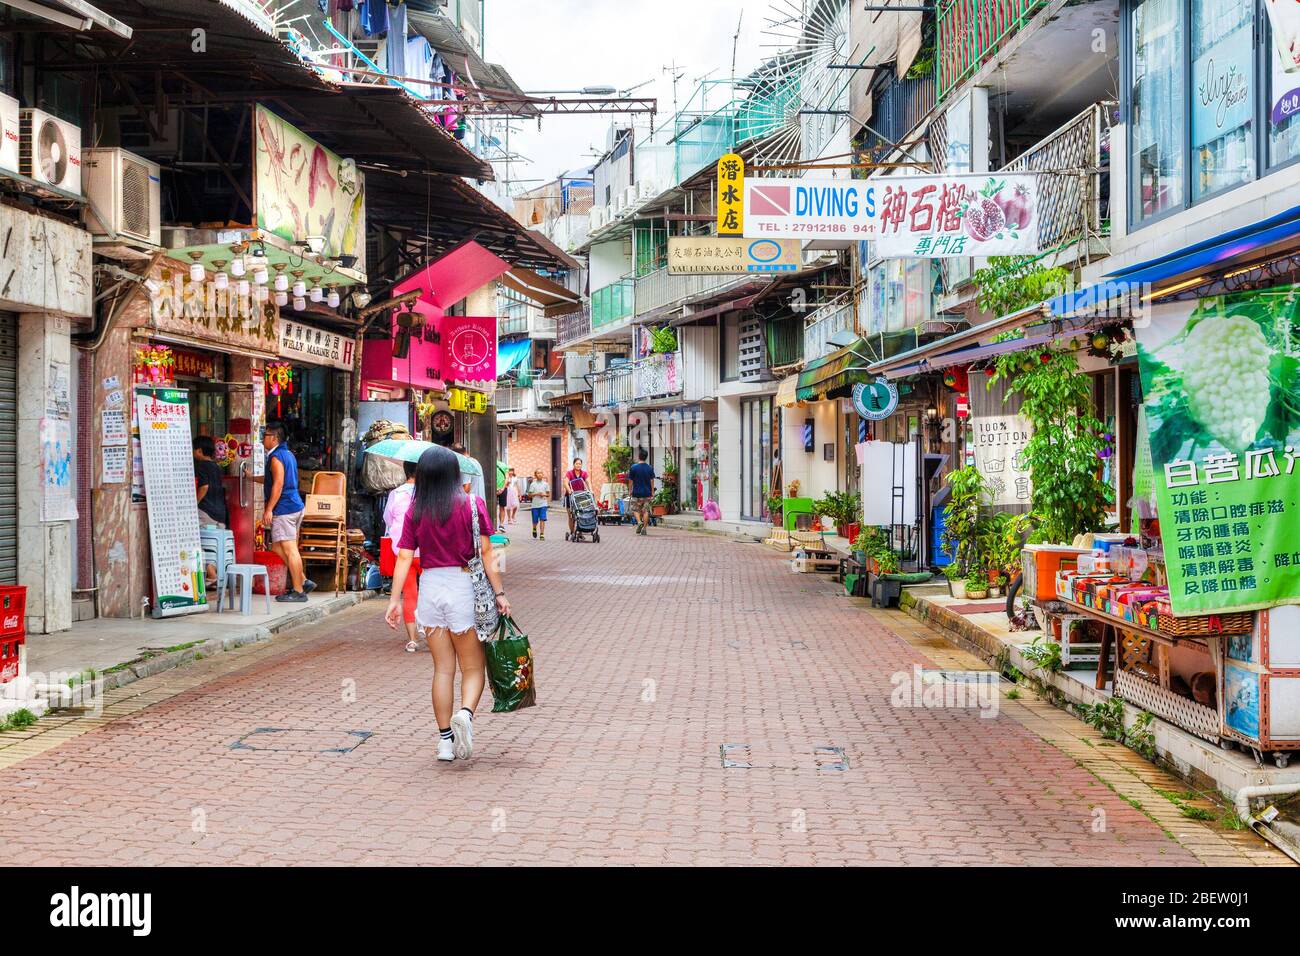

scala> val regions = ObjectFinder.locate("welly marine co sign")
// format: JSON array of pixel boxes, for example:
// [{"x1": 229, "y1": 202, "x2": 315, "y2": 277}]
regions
[
  {"x1": 279, "y1": 319, "x2": 357, "y2": 370},
  {"x1": 667, "y1": 237, "x2": 800, "y2": 274},
  {"x1": 852, "y1": 378, "x2": 899, "y2": 421}
]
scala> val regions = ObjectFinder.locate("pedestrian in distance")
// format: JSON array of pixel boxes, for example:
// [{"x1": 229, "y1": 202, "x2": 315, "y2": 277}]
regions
[
  {"x1": 385, "y1": 445, "x2": 510, "y2": 763},
  {"x1": 526, "y1": 468, "x2": 550, "y2": 540},
  {"x1": 563, "y1": 457, "x2": 590, "y2": 537},
  {"x1": 262, "y1": 423, "x2": 315, "y2": 602},
  {"x1": 383, "y1": 460, "x2": 421, "y2": 652},
  {"x1": 628, "y1": 448, "x2": 656, "y2": 536},
  {"x1": 505, "y1": 467, "x2": 521, "y2": 525}
]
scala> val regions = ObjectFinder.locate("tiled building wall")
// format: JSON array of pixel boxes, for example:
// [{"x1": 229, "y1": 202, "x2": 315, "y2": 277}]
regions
[{"x1": 503, "y1": 424, "x2": 568, "y2": 492}]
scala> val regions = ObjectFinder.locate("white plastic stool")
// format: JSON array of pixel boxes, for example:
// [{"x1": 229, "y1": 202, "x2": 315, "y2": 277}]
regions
[{"x1": 218, "y1": 564, "x2": 272, "y2": 615}]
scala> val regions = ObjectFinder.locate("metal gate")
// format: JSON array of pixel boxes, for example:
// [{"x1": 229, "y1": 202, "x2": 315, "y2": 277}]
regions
[{"x1": 0, "y1": 313, "x2": 16, "y2": 584}]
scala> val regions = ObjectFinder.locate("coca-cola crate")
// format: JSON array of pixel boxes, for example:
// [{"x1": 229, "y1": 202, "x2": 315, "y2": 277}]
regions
[
  {"x1": 0, "y1": 634, "x2": 19, "y2": 684},
  {"x1": 0, "y1": 585, "x2": 26, "y2": 639}
]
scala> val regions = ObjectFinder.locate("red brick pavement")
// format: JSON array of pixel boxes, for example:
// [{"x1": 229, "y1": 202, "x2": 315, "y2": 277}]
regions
[{"x1": 0, "y1": 526, "x2": 1204, "y2": 865}]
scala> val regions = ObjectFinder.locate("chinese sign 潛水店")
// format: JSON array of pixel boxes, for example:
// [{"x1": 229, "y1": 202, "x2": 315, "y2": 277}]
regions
[
  {"x1": 716, "y1": 152, "x2": 744, "y2": 236},
  {"x1": 1136, "y1": 287, "x2": 1300, "y2": 615},
  {"x1": 666, "y1": 237, "x2": 800, "y2": 275},
  {"x1": 743, "y1": 173, "x2": 1039, "y2": 257},
  {"x1": 279, "y1": 319, "x2": 357, "y2": 371}
]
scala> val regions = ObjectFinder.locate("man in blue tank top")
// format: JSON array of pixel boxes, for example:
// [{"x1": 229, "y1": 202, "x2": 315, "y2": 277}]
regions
[{"x1": 262, "y1": 423, "x2": 314, "y2": 602}]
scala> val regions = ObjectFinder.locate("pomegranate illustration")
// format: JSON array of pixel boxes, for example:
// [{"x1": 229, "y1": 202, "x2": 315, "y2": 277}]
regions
[
  {"x1": 998, "y1": 183, "x2": 1033, "y2": 229},
  {"x1": 964, "y1": 196, "x2": 1006, "y2": 241}
]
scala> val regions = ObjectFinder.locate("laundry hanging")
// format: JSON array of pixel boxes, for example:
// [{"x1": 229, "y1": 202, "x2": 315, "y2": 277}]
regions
[
  {"x1": 358, "y1": 0, "x2": 388, "y2": 36},
  {"x1": 385, "y1": 1, "x2": 408, "y2": 78}
]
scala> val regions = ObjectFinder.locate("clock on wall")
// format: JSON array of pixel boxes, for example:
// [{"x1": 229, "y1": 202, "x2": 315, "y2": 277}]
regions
[{"x1": 431, "y1": 411, "x2": 455, "y2": 435}]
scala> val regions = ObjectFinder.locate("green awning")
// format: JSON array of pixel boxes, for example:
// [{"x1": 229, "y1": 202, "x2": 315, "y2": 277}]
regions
[{"x1": 796, "y1": 336, "x2": 872, "y2": 401}]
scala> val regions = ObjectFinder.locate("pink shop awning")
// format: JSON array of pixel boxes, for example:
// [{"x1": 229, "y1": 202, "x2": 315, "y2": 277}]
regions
[{"x1": 393, "y1": 240, "x2": 512, "y2": 313}]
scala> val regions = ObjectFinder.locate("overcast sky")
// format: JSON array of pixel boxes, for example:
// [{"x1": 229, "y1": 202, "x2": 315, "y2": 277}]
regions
[{"x1": 484, "y1": 0, "x2": 769, "y2": 190}]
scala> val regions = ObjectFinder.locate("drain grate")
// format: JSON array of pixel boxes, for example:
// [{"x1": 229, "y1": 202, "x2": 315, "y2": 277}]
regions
[
  {"x1": 789, "y1": 639, "x2": 808, "y2": 649},
  {"x1": 720, "y1": 743, "x2": 848, "y2": 771},
  {"x1": 230, "y1": 728, "x2": 374, "y2": 754},
  {"x1": 920, "y1": 670, "x2": 1001, "y2": 685}
]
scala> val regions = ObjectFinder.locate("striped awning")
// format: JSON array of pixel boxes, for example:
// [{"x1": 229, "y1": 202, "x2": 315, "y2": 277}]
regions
[{"x1": 797, "y1": 337, "x2": 871, "y2": 401}]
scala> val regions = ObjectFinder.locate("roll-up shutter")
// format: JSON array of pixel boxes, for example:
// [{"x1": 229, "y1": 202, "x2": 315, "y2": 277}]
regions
[{"x1": 0, "y1": 313, "x2": 17, "y2": 584}]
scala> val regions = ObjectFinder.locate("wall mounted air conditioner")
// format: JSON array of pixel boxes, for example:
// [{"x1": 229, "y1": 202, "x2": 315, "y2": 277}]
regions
[
  {"x1": 20, "y1": 109, "x2": 81, "y2": 195},
  {"x1": 589, "y1": 206, "x2": 606, "y2": 230},
  {"x1": 83, "y1": 147, "x2": 162, "y2": 246},
  {"x1": 0, "y1": 93, "x2": 19, "y2": 177},
  {"x1": 638, "y1": 180, "x2": 656, "y2": 200},
  {"x1": 623, "y1": 184, "x2": 638, "y2": 208}
]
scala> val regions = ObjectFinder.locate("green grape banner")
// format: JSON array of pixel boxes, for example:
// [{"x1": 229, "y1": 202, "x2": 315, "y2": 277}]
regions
[{"x1": 1135, "y1": 285, "x2": 1300, "y2": 615}]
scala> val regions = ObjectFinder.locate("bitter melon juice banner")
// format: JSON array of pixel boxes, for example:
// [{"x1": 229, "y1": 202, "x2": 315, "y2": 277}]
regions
[{"x1": 1135, "y1": 286, "x2": 1300, "y2": 615}]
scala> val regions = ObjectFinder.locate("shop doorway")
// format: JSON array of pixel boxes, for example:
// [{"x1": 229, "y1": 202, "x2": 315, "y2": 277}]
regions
[
  {"x1": 0, "y1": 313, "x2": 15, "y2": 584},
  {"x1": 740, "y1": 396, "x2": 773, "y2": 521},
  {"x1": 550, "y1": 435, "x2": 563, "y2": 496}
]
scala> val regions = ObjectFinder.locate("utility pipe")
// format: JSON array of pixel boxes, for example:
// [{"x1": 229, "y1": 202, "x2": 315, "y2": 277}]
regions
[{"x1": 1234, "y1": 783, "x2": 1300, "y2": 864}]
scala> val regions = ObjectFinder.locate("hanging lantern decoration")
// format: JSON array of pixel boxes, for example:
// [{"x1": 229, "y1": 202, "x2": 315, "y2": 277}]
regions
[
  {"x1": 134, "y1": 344, "x2": 175, "y2": 385},
  {"x1": 941, "y1": 366, "x2": 969, "y2": 391},
  {"x1": 265, "y1": 361, "x2": 294, "y2": 416},
  {"x1": 415, "y1": 391, "x2": 438, "y2": 424}
]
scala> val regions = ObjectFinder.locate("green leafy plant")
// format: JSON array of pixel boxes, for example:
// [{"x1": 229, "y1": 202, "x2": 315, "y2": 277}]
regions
[
  {"x1": 939, "y1": 466, "x2": 986, "y2": 572},
  {"x1": 964, "y1": 572, "x2": 989, "y2": 595},
  {"x1": 989, "y1": 348, "x2": 1111, "y2": 543},
  {"x1": 649, "y1": 326, "x2": 678, "y2": 354},
  {"x1": 763, "y1": 485, "x2": 783, "y2": 523},
  {"x1": 812, "y1": 490, "x2": 862, "y2": 532},
  {"x1": 973, "y1": 256, "x2": 1070, "y2": 321},
  {"x1": 0, "y1": 708, "x2": 37, "y2": 732},
  {"x1": 604, "y1": 439, "x2": 633, "y2": 481},
  {"x1": 941, "y1": 562, "x2": 964, "y2": 581},
  {"x1": 1022, "y1": 634, "x2": 1063, "y2": 673},
  {"x1": 875, "y1": 550, "x2": 901, "y2": 574}
]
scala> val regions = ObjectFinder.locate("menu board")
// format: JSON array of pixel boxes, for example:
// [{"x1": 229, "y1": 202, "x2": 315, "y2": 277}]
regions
[
  {"x1": 136, "y1": 386, "x2": 208, "y2": 617},
  {"x1": 251, "y1": 367, "x2": 266, "y2": 477}
]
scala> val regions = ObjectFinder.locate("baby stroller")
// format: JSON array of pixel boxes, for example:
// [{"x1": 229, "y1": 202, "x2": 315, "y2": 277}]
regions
[{"x1": 565, "y1": 489, "x2": 601, "y2": 543}]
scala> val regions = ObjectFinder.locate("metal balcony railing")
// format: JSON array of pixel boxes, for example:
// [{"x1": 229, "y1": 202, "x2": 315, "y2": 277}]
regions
[
  {"x1": 1000, "y1": 101, "x2": 1113, "y2": 251},
  {"x1": 556, "y1": 304, "x2": 592, "y2": 348},
  {"x1": 591, "y1": 364, "x2": 633, "y2": 409},
  {"x1": 498, "y1": 314, "x2": 528, "y2": 336},
  {"x1": 633, "y1": 267, "x2": 737, "y2": 318},
  {"x1": 803, "y1": 300, "x2": 856, "y2": 361},
  {"x1": 937, "y1": 0, "x2": 1049, "y2": 99},
  {"x1": 859, "y1": 73, "x2": 937, "y2": 162},
  {"x1": 495, "y1": 386, "x2": 527, "y2": 414}
]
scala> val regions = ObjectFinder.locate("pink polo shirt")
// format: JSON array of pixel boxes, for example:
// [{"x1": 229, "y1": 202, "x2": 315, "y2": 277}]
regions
[{"x1": 397, "y1": 495, "x2": 493, "y2": 569}]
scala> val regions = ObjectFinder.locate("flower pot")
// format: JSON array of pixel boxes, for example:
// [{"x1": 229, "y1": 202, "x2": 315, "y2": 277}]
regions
[
  {"x1": 989, "y1": 586, "x2": 1003, "y2": 598},
  {"x1": 948, "y1": 579, "x2": 967, "y2": 600},
  {"x1": 844, "y1": 523, "x2": 860, "y2": 545},
  {"x1": 652, "y1": 505, "x2": 667, "y2": 517},
  {"x1": 966, "y1": 588, "x2": 989, "y2": 601}
]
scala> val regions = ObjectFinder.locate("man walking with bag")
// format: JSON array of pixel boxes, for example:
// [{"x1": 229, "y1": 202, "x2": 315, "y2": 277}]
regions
[{"x1": 262, "y1": 423, "x2": 314, "y2": 602}]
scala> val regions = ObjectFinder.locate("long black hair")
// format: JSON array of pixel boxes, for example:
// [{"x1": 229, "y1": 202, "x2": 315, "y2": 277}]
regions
[{"x1": 410, "y1": 445, "x2": 466, "y2": 526}]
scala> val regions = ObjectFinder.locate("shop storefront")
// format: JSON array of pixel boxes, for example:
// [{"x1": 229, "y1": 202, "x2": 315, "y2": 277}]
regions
[{"x1": 272, "y1": 318, "x2": 359, "y2": 483}]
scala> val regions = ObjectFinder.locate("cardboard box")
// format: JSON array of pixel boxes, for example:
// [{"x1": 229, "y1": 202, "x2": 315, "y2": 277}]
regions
[{"x1": 303, "y1": 494, "x2": 346, "y2": 521}]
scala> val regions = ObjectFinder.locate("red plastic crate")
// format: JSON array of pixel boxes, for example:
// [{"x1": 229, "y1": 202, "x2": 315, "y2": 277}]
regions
[
  {"x1": 0, "y1": 634, "x2": 21, "y2": 684},
  {"x1": 0, "y1": 586, "x2": 26, "y2": 639}
]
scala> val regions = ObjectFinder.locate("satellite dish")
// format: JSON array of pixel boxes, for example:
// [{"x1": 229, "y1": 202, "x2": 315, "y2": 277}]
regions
[{"x1": 37, "y1": 117, "x2": 67, "y2": 184}]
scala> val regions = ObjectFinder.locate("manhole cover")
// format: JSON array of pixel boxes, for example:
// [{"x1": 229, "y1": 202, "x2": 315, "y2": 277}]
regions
[
  {"x1": 920, "y1": 670, "x2": 1000, "y2": 685},
  {"x1": 231, "y1": 728, "x2": 374, "y2": 753},
  {"x1": 814, "y1": 746, "x2": 849, "y2": 771},
  {"x1": 719, "y1": 743, "x2": 846, "y2": 771}
]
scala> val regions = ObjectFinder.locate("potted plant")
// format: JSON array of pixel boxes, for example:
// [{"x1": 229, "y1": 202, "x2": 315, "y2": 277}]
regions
[
  {"x1": 604, "y1": 439, "x2": 633, "y2": 483},
  {"x1": 764, "y1": 486, "x2": 784, "y2": 526},
  {"x1": 939, "y1": 466, "x2": 986, "y2": 579},
  {"x1": 965, "y1": 573, "x2": 989, "y2": 601},
  {"x1": 651, "y1": 487, "x2": 674, "y2": 517},
  {"x1": 875, "y1": 550, "x2": 901, "y2": 575},
  {"x1": 991, "y1": 573, "x2": 1009, "y2": 598},
  {"x1": 943, "y1": 563, "x2": 966, "y2": 599}
]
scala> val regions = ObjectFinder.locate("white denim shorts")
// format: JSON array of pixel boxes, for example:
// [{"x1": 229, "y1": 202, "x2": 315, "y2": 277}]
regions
[{"x1": 415, "y1": 565, "x2": 477, "y2": 635}]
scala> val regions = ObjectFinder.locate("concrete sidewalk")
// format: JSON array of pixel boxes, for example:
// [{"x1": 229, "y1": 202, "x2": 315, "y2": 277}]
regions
[{"x1": 23, "y1": 590, "x2": 375, "y2": 691}]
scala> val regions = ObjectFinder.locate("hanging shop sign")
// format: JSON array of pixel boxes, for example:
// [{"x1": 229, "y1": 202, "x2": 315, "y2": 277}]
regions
[
  {"x1": 278, "y1": 319, "x2": 357, "y2": 370},
  {"x1": 253, "y1": 104, "x2": 366, "y2": 266},
  {"x1": 852, "y1": 378, "x2": 899, "y2": 421},
  {"x1": 447, "y1": 387, "x2": 489, "y2": 414},
  {"x1": 172, "y1": 348, "x2": 218, "y2": 380},
  {"x1": 874, "y1": 173, "x2": 1040, "y2": 258},
  {"x1": 250, "y1": 366, "x2": 266, "y2": 477},
  {"x1": 442, "y1": 315, "x2": 497, "y2": 381},
  {"x1": 1266, "y1": 0, "x2": 1300, "y2": 126},
  {"x1": 135, "y1": 386, "x2": 208, "y2": 617},
  {"x1": 716, "y1": 152, "x2": 744, "y2": 236},
  {"x1": 149, "y1": 281, "x2": 280, "y2": 357},
  {"x1": 666, "y1": 236, "x2": 800, "y2": 275},
  {"x1": 1135, "y1": 287, "x2": 1300, "y2": 615},
  {"x1": 1192, "y1": 25, "x2": 1253, "y2": 149},
  {"x1": 744, "y1": 177, "x2": 879, "y2": 240},
  {"x1": 971, "y1": 414, "x2": 1033, "y2": 508}
]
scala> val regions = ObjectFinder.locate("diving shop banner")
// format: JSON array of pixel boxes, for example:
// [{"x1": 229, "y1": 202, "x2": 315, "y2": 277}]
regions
[
  {"x1": 1135, "y1": 287, "x2": 1300, "y2": 615},
  {"x1": 743, "y1": 173, "x2": 1039, "y2": 257}
]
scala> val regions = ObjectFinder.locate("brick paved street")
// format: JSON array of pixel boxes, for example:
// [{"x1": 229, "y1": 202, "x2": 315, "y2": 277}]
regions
[{"x1": 0, "y1": 526, "x2": 1283, "y2": 865}]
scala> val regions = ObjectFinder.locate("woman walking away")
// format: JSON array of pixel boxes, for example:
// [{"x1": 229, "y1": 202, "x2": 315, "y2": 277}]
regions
[
  {"x1": 527, "y1": 468, "x2": 550, "y2": 540},
  {"x1": 386, "y1": 446, "x2": 510, "y2": 762},
  {"x1": 383, "y1": 461, "x2": 420, "y2": 652},
  {"x1": 505, "y1": 468, "x2": 521, "y2": 525}
]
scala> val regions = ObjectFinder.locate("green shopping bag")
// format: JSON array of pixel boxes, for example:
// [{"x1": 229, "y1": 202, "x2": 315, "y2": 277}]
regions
[{"x1": 484, "y1": 615, "x2": 536, "y2": 713}]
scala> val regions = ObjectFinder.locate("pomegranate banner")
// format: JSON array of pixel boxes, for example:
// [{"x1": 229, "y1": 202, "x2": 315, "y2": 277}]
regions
[{"x1": 874, "y1": 173, "x2": 1039, "y2": 258}]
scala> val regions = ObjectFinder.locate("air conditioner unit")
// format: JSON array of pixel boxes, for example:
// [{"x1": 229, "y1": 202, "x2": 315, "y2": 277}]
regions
[
  {"x1": 20, "y1": 109, "x2": 81, "y2": 195},
  {"x1": 614, "y1": 193, "x2": 626, "y2": 215},
  {"x1": 83, "y1": 148, "x2": 162, "y2": 246},
  {"x1": 590, "y1": 206, "x2": 605, "y2": 230},
  {"x1": 538, "y1": 390, "x2": 558, "y2": 404},
  {"x1": 0, "y1": 93, "x2": 19, "y2": 177},
  {"x1": 623, "y1": 184, "x2": 638, "y2": 208},
  {"x1": 638, "y1": 180, "x2": 656, "y2": 200}
]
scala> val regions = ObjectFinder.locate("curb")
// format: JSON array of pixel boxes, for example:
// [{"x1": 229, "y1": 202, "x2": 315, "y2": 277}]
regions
[
  {"x1": 899, "y1": 590, "x2": 1300, "y2": 801},
  {"x1": 95, "y1": 591, "x2": 378, "y2": 693}
]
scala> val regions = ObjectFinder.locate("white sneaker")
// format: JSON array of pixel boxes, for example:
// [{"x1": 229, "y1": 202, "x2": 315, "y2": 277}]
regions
[
  {"x1": 437, "y1": 736, "x2": 455, "y2": 762},
  {"x1": 451, "y1": 709, "x2": 474, "y2": 761}
]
